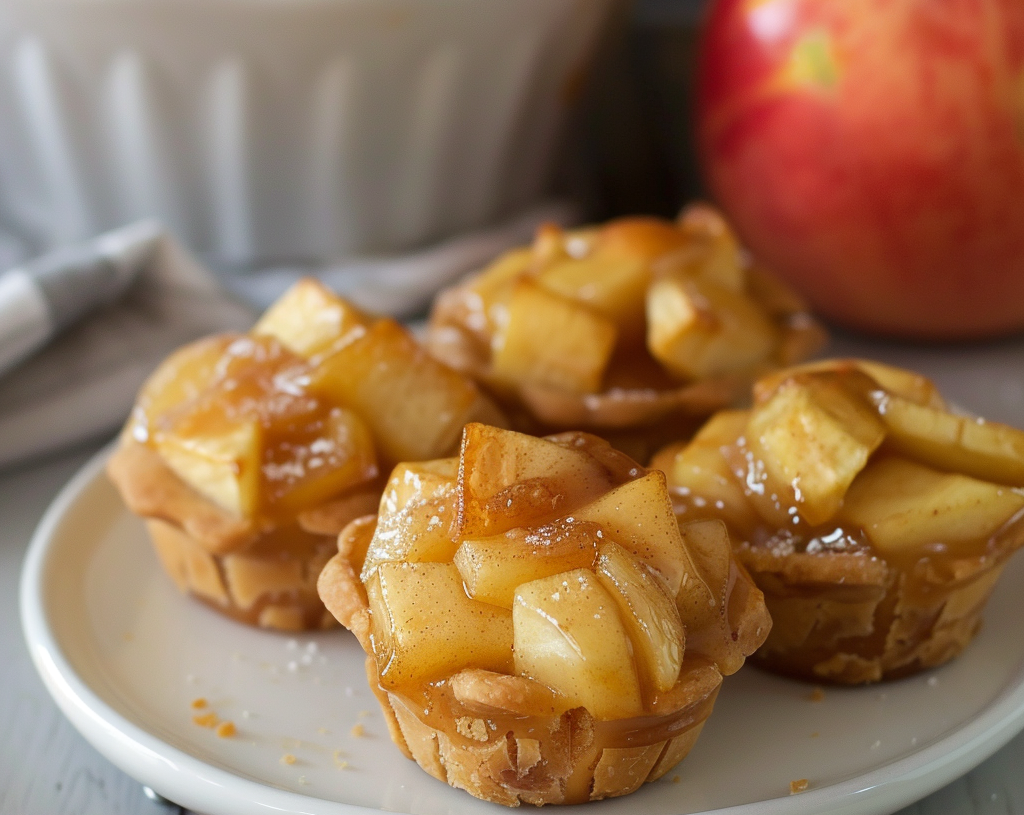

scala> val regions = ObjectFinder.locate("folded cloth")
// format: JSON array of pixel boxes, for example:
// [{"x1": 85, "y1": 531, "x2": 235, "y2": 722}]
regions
[
  {"x1": 0, "y1": 229, "x2": 256, "y2": 470},
  {"x1": 0, "y1": 200, "x2": 576, "y2": 470},
  {"x1": 217, "y1": 199, "x2": 576, "y2": 315}
]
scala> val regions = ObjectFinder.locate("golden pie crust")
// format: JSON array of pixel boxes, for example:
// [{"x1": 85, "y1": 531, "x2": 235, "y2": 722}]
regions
[
  {"x1": 109, "y1": 439, "x2": 379, "y2": 631},
  {"x1": 651, "y1": 360, "x2": 1024, "y2": 683},
  {"x1": 317, "y1": 427, "x2": 771, "y2": 805}
]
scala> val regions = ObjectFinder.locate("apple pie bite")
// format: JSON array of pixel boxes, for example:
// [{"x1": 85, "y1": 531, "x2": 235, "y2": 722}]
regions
[
  {"x1": 107, "y1": 279, "x2": 504, "y2": 631},
  {"x1": 318, "y1": 423, "x2": 770, "y2": 805},
  {"x1": 652, "y1": 359, "x2": 1024, "y2": 683},
  {"x1": 426, "y1": 203, "x2": 827, "y2": 462}
]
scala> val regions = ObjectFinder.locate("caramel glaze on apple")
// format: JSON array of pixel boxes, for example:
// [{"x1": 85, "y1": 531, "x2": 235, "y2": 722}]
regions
[
  {"x1": 343, "y1": 512, "x2": 727, "y2": 805},
  {"x1": 128, "y1": 332, "x2": 380, "y2": 526},
  {"x1": 319, "y1": 426, "x2": 771, "y2": 805},
  {"x1": 426, "y1": 206, "x2": 828, "y2": 464},
  {"x1": 112, "y1": 329, "x2": 384, "y2": 631},
  {"x1": 653, "y1": 360, "x2": 1024, "y2": 684}
]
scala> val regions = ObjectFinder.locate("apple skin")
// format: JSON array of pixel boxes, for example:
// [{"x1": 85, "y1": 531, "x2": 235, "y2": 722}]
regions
[{"x1": 696, "y1": 0, "x2": 1024, "y2": 340}]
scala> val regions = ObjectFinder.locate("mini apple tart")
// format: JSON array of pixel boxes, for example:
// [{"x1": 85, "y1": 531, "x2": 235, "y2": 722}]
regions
[
  {"x1": 318, "y1": 423, "x2": 769, "y2": 805},
  {"x1": 652, "y1": 359, "x2": 1024, "y2": 683},
  {"x1": 427, "y1": 203, "x2": 826, "y2": 462},
  {"x1": 108, "y1": 279, "x2": 504, "y2": 631}
]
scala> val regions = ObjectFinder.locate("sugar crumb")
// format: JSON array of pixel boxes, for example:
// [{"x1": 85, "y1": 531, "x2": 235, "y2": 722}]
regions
[
  {"x1": 789, "y1": 779, "x2": 809, "y2": 795},
  {"x1": 192, "y1": 712, "x2": 218, "y2": 728}
]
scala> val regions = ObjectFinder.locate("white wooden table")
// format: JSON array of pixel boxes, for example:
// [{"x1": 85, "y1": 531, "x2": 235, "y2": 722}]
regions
[{"x1": 4, "y1": 330, "x2": 1024, "y2": 814}]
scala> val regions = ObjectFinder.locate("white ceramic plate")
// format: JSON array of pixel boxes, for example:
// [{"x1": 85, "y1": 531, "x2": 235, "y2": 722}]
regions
[{"x1": 19, "y1": 441, "x2": 1024, "y2": 815}]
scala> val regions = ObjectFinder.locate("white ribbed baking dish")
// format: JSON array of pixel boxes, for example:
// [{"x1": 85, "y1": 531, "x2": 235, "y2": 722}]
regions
[{"x1": 0, "y1": 0, "x2": 615, "y2": 267}]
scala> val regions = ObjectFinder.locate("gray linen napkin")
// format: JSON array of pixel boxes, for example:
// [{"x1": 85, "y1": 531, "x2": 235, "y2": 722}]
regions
[
  {"x1": 0, "y1": 227, "x2": 256, "y2": 469},
  {"x1": 0, "y1": 200, "x2": 576, "y2": 469}
]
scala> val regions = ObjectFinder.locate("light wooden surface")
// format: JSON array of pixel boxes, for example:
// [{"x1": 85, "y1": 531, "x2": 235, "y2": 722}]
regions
[{"x1": 2, "y1": 424, "x2": 1024, "y2": 815}]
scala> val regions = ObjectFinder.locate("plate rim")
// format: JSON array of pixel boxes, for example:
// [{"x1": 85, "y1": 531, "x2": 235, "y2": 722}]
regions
[{"x1": 19, "y1": 444, "x2": 1024, "y2": 815}]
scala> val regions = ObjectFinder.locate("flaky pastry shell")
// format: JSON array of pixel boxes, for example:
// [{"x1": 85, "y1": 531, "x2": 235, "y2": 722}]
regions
[
  {"x1": 318, "y1": 426, "x2": 770, "y2": 806},
  {"x1": 652, "y1": 359, "x2": 1024, "y2": 683},
  {"x1": 109, "y1": 439, "x2": 379, "y2": 631},
  {"x1": 319, "y1": 519, "x2": 734, "y2": 806}
]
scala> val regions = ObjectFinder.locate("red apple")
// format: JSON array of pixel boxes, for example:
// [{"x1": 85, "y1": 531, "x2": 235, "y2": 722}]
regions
[{"x1": 696, "y1": 0, "x2": 1024, "y2": 340}]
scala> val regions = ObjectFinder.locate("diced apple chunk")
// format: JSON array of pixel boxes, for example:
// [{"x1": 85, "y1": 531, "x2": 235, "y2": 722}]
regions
[
  {"x1": 156, "y1": 418, "x2": 263, "y2": 516},
  {"x1": 840, "y1": 457, "x2": 1024, "y2": 560},
  {"x1": 367, "y1": 562, "x2": 513, "y2": 689},
  {"x1": 157, "y1": 396, "x2": 377, "y2": 519},
  {"x1": 128, "y1": 334, "x2": 238, "y2": 443},
  {"x1": 538, "y1": 254, "x2": 650, "y2": 344},
  {"x1": 362, "y1": 491, "x2": 459, "y2": 582},
  {"x1": 874, "y1": 394, "x2": 1024, "y2": 486},
  {"x1": 262, "y1": 407, "x2": 378, "y2": 515},
  {"x1": 465, "y1": 248, "x2": 535, "y2": 335},
  {"x1": 746, "y1": 375, "x2": 885, "y2": 525},
  {"x1": 492, "y1": 280, "x2": 617, "y2": 394},
  {"x1": 252, "y1": 278, "x2": 367, "y2": 359},
  {"x1": 596, "y1": 542, "x2": 684, "y2": 693},
  {"x1": 472, "y1": 248, "x2": 535, "y2": 294},
  {"x1": 379, "y1": 458, "x2": 459, "y2": 516},
  {"x1": 753, "y1": 359, "x2": 945, "y2": 409},
  {"x1": 646, "y1": 277, "x2": 778, "y2": 380},
  {"x1": 658, "y1": 442, "x2": 754, "y2": 534},
  {"x1": 454, "y1": 520, "x2": 601, "y2": 608},
  {"x1": 675, "y1": 202, "x2": 746, "y2": 291},
  {"x1": 531, "y1": 222, "x2": 572, "y2": 266},
  {"x1": 675, "y1": 520, "x2": 751, "y2": 675},
  {"x1": 571, "y1": 471, "x2": 690, "y2": 595},
  {"x1": 309, "y1": 318, "x2": 501, "y2": 464},
  {"x1": 457, "y1": 424, "x2": 620, "y2": 537},
  {"x1": 692, "y1": 409, "x2": 751, "y2": 445},
  {"x1": 513, "y1": 569, "x2": 643, "y2": 720},
  {"x1": 597, "y1": 216, "x2": 689, "y2": 262}
]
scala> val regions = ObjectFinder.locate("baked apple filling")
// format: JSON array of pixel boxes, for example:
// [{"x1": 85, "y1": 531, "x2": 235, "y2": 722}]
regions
[
  {"x1": 108, "y1": 279, "x2": 503, "y2": 630},
  {"x1": 427, "y1": 204, "x2": 826, "y2": 461},
  {"x1": 653, "y1": 359, "x2": 1024, "y2": 683},
  {"x1": 318, "y1": 423, "x2": 769, "y2": 805}
]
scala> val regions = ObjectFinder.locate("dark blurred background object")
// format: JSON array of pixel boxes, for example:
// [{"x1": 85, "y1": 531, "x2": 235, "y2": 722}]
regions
[{"x1": 568, "y1": 0, "x2": 709, "y2": 221}]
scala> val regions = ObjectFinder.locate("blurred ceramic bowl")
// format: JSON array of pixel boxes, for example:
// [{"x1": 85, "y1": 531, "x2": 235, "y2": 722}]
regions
[{"x1": 0, "y1": 0, "x2": 616, "y2": 267}]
